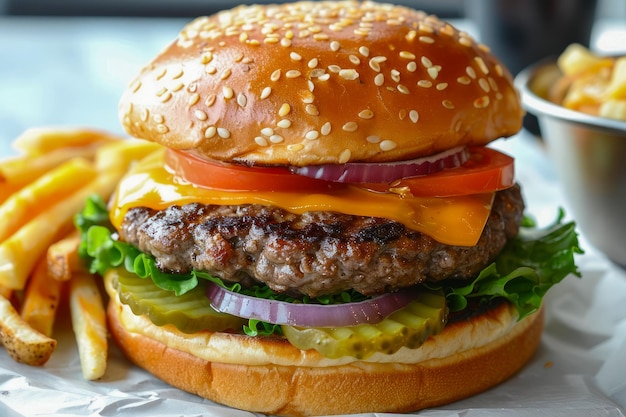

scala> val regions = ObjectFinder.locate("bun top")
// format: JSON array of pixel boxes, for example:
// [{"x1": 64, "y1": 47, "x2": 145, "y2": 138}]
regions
[{"x1": 119, "y1": 1, "x2": 524, "y2": 166}]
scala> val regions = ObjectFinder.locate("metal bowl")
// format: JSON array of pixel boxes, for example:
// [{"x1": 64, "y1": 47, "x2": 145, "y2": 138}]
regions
[{"x1": 515, "y1": 60, "x2": 626, "y2": 267}]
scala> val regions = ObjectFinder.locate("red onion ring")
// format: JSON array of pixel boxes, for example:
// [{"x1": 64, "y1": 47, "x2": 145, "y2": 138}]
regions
[
  {"x1": 289, "y1": 146, "x2": 469, "y2": 184},
  {"x1": 206, "y1": 283, "x2": 419, "y2": 327}
]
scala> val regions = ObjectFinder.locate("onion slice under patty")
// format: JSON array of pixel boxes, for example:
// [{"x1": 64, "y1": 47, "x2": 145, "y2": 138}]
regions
[
  {"x1": 206, "y1": 283, "x2": 420, "y2": 327},
  {"x1": 290, "y1": 146, "x2": 469, "y2": 184}
]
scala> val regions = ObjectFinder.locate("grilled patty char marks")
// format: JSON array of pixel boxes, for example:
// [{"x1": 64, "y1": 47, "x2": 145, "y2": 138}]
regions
[{"x1": 119, "y1": 185, "x2": 524, "y2": 298}]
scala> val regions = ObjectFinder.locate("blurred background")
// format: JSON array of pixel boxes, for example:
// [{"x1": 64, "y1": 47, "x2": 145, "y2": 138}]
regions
[{"x1": 0, "y1": 0, "x2": 624, "y2": 155}]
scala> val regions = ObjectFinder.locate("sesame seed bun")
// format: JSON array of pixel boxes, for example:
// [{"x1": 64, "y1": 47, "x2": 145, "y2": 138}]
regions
[
  {"x1": 118, "y1": 1, "x2": 524, "y2": 166},
  {"x1": 107, "y1": 281, "x2": 544, "y2": 416}
]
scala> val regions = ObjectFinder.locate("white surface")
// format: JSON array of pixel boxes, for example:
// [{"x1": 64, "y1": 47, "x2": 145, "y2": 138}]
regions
[{"x1": 0, "y1": 15, "x2": 626, "y2": 417}]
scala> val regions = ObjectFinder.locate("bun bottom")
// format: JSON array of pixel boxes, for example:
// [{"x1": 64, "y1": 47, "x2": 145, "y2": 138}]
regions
[{"x1": 107, "y1": 299, "x2": 544, "y2": 416}]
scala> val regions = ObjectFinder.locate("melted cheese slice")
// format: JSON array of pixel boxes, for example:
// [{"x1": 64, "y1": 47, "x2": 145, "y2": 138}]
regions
[{"x1": 110, "y1": 150, "x2": 494, "y2": 246}]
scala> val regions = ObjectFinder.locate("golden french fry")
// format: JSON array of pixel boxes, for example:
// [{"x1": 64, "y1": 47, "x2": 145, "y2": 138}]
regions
[
  {"x1": 21, "y1": 256, "x2": 64, "y2": 337},
  {"x1": 95, "y1": 139, "x2": 161, "y2": 174},
  {"x1": 0, "y1": 294, "x2": 56, "y2": 366},
  {"x1": 47, "y1": 231, "x2": 84, "y2": 281},
  {"x1": 0, "y1": 145, "x2": 102, "y2": 191},
  {"x1": 0, "y1": 172, "x2": 121, "y2": 290},
  {"x1": 12, "y1": 126, "x2": 122, "y2": 156},
  {"x1": 0, "y1": 157, "x2": 97, "y2": 242},
  {"x1": 69, "y1": 272, "x2": 107, "y2": 380}
]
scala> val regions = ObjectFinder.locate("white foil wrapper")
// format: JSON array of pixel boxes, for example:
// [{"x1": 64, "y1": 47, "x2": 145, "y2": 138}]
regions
[{"x1": 1, "y1": 133, "x2": 625, "y2": 417}]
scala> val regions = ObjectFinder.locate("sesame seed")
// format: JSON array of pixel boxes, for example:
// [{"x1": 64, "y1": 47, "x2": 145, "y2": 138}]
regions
[
  {"x1": 397, "y1": 84, "x2": 410, "y2": 94},
  {"x1": 255, "y1": 136, "x2": 268, "y2": 146},
  {"x1": 466, "y1": 66, "x2": 477, "y2": 79},
  {"x1": 264, "y1": 37, "x2": 279, "y2": 44},
  {"x1": 153, "y1": 114, "x2": 164, "y2": 124},
  {"x1": 140, "y1": 108, "x2": 149, "y2": 122},
  {"x1": 260, "y1": 86, "x2": 272, "y2": 99},
  {"x1": 277, "y1": 119, "x2": 291, "y2": 128},
  {"x1": 427, "y1": 67, "x2": 440, "y2": 79},
  {"x1": 458, "y1": 37, "x2": 472, "y2": 47},
  {"x1": 286, "y1": 70, "x2": 302, "y2": 78},
  {"x1": 440, "y1": 24, "x2": 455, "y2": 36},
  {"x1": 330, "y1": 41, "x2": 340, "y2": 51},
  {"x1": 369, "y1": 60, "x2": 381, "y2": 72},
  {"x1": 304, "y1": 104, "x2": 319, "y2": 116},
  {"x1": 237, "y1": 93, "x2": 247, "y2": 107},
  {"x1": 474, "y1": 57, "x2": 489, "y2": 74},
  {"x1": 131, "y1": 80, "x2": 142, "y2": 93},
  {"x1": 205, "y1": 126, "x2": 217, "y2": 138},
  {"x1": 170, "y1": 82, "x2": 184, "y2": 92},
  {"x1": 205, "y1": 66, "x2": 217, "y2": 75},
  {"x1": 305, "y1": 130, "x2": 319, "y2": 140},
  {"x1": 442, "y1": 100, "x2": 455, "y2": 109},
  {"x1": 220, "y1": 68, "x2": 232, "y2": 80},
  {"x1": 495, "y1": 64, "x2": 504, "y2": 77},
  {"x1": 457, "y1": 76, "x2": 471, "y2": 85},
  {"x1": 261, "y1": 127, "x2": 274, "y2": 136},
  {"x1": 478, "y1": 78, "x2": 490, "y2": 93},
  {"x1": 342, "y1": 122, "x2": 358, "y2": 132},
  {"x1": 155, "y1": 87, "x2": 168, "y2": 97},
  {"x1": 488, "y1": 77, "x2": 499, "y2": 91},
  {"x1": 419, "y1": 36, "x2": 435, "y2": 44},
  {"x1": 308, "y1": 58, "x2": 319, "y2": 69},
  {"x1": 288, "y1": 144, "x2": 304, "y2": 152},
  {"x1": 155, "y1": 68, "x2": 167, "y2": 80},
  {"x1": 407, "y1": 61, "x2": 417, "y2": 72},
  {"x1": 359, "y1": 46, "x2": 370, "y2": 57},
  {"x1": 349, "y1": 55, "x2": 361, "y2": 65},
  {"x1": 217, "y1": 128, "x2": 231, "y2": 139},
  {"x1": 406, "y1": 30, "x2": 417, "y2": 41},
  {"x1": 318, "y1": 73, "x2": 330, "y2": 81},
  {"x1": 239, "y1": 32, "x2": 249, "y2": 43},
  {"x1": 474, "y1": 96, "x2": 490, "y2": 108},
  {"x1": 418, "y1": 22, "x2": 434, "y2": 33},
  {"x1": 205, "y1": 94, "x2": 216, "y2": 107},
  {"x1": 195, "y1": 110, "x2": 208, "y2": 121},
  {"x1": 339, "y1": 149, "x2": 351, "y2": 163},
  {"x1": 187, "y1": 82, "x2": 197, "y2": 93},
  {"x1": 269, "y1": 134, "x2": 284, "y2": 143},
  {"x1": 398, "y1": 109, "x2": 407, "y2": 120},
  {"x1": 417, "y1": 80, "x2": 433, "y2": 88},
  {"x1": 171, "y1": 66, "x2": 184, "y2": 79},
  {"x1": 307, "y1": 80, "x2": 315, "y2": 92},
  {"x1": 278, "y1": 103, "x2": 291, "y2": 117},
  {"x1": 409, "y1": 110, "x2": 419, "y2": 123},
  {"x1": 391, "y1": 69, "x2": 401, "y2": 82},
  {"x1": 339, "y1": 69, "x2": 359, "y2": 80},
  {"x1": 380, "y1": 140, "x2": 397, "y2": 151},
  {"x1": 314, "y1": 33, "x2": 329, "y2": 41},
  {"x1": 159, "y1": 91, "x2": 172, "y2": 103},
  {"x1": 478, "y1": 43, "x2": 491, "y2": 53},
  {"x1": 223, "y1": 86, "x2": 234, "y2": 99},
  {"x1": 374, "y1": 73, "x2": 385, "y2": 86},
  {"x1": 156, "y1": 124, "x2": 169, "y2": 134},
  {"x1": 399, "y1": 51, "x2": 416, "y2": 60},
  {"x1": 290, "y1": 52, "x2": 302, "y2": 61},
  {"x1": 436, "y1": 82, "x2": 448, "y2": 91},
  {"x1": 328, "y1": 65, "x2": 341, "y2": 73},
  {"x1": 496, "y1": 92, "x2": 503, "y2": 100},
  {"x1": 421, "y1": 56, "x2": 433, "y2": 68},
  {"x1": 366, "y1": 135, "x2": 380, "y2": 143},
  {"x1": 271, "y1": 69, "x2": 281, "y2": 82},
  {"x1": 281, "y1": 37, "x2": 292, "y2": 47},
  {"x1": 320, "y1": 122, "x2": 331, "y2": 135},
  {"x1": 358, "y1": 109, "x2": 374, "y2": 119}
]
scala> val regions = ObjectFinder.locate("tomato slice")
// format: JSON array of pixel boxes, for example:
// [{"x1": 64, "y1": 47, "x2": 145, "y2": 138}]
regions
[
  {"x1": 165, "y1": 149, "x2": 337, "y2": 192},
  {"x1": 364, "y1": 147, "x2": 514, "y2": 197},
  {"x1": 165, "y1": 146, "x2": 514, "y2": 197}
]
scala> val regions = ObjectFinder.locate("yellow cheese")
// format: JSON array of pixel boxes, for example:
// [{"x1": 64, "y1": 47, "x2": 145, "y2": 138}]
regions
[{"x1": 110, "y1": 150, "x2": 494, "y2": 246}]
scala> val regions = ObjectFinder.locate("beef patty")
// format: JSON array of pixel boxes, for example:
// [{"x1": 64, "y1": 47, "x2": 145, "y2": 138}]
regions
[{"x1": 119, "y1": 185, "x2": 524, "y2": 298}]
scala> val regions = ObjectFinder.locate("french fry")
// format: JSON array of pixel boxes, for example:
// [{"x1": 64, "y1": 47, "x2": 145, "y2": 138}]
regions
[
  {"x1": 0, "y1": 294, "x2": 56, "y2": 366},
  {"x1": 0, "y1": 145, "x2": 103, "y2": 191},
  {"x1": 95, "y1": 139, "x2": 161, "y2": 174},
  {"x1": 0, "y1": 157, "x2": 97, "y2": 242},
  {"x1": 69, "y1": 272, "x2": 107, "y2": 380},
  {"x1": 47, "y1": 231, "x2": 84, "y2": 281},
  {"x1": 0, "y1": 172, "x2": 121, "y2": 290},
  {"x1": 12, "y1": 126, "x2": 122, "y2": 156},
  {"x1": 21, "y1": 256, "x2": 64, "y2": 337}
]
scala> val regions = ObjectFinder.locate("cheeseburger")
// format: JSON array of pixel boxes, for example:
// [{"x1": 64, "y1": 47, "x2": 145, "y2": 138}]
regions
[{"x1": 77, "y1": 1, "x2": 581, "y2": 415}]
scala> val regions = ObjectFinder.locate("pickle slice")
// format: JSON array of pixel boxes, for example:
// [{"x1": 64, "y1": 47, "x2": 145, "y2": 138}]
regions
[
  {"x1": 281, "y1": 291, "x2": 447, "y2": 359},
  {"x1": 110, "y1": 268, "x2": 247, "y2": 333}
]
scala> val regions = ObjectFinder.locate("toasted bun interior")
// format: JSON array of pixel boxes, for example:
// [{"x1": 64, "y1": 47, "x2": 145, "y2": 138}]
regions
[
  {"x1": 107, "y1": 291, "x2": 543, "y2": 416},
  {"x1": 119, "y1": 1, "x2": 523, "y2": 166}
]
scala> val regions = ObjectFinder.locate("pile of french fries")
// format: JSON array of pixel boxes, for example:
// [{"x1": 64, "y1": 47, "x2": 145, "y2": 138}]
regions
[
  {"x1": 551, "y1": 44, "x2": 626, "y2": 120},
  {"x1": 0, "y1": 127, "x2": 158, "y2": 380}
]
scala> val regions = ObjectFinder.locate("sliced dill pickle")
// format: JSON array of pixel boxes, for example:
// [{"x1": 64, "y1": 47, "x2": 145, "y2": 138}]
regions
[
  {"x1": 110, "y1": 268, "x2": 246, "y2": 333},
  {"x1": 281, "y1": 290, "x2": 447, "y2": 359}
]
